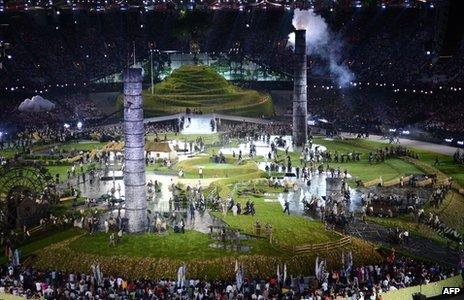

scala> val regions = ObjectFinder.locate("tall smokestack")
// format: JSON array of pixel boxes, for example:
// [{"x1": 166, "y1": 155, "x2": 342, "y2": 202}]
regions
[
  {"x1": 292, "y1": 29, "x2": 308, "y2": 147},
  {"x1": 123, "y1": 68, "x2": 147, "y2": 232}
]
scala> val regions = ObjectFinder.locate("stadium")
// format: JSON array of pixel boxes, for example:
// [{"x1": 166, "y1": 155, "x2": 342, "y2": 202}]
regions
[{"x1": 0, "y1": 0, "x2": 463, "y2": 299}]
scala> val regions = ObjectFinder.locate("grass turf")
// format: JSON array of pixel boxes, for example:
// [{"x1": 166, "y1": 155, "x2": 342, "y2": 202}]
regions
[
  {"x1": 13, "y1": 134, "x2": 464, "y2": 278},
  {"x1": 32, "y1": 234, "x2": 381, "y2": 280},
  {"x1": 46, "y1": 162, "x2": 99, "y2": 183},
  {"x1": 215, "y1": 195, "x2": 340, "y2": 247},
  {"x1": 312, "y1": 137, "x2": 464, "y2": 233},
  {"x1": 55, "y1": 141, "x2": 107, "y2": 152},
  {"x1": 0, "y1": 228, "x2": 82, "y2": 265},
  {"x1": 426, "y1": 191, "x2": 464, "y2": 234},
  {"x1": 209, "y1": 177, "x2": 340, "y2": 247},
  {"x1": 31, "y1": 141, "x2": 106, "y2": 153},
  {"x1": 279, "y1": 138, "x2": 424, "y2": 184},
  {"x1": 320, "y1": 138, "x2": 464, "y2": 187},
  {"x1": 68, "y1": 230, "x2": 279, "y2": 260},
  {"x1": 176, "y1": 156, "x2": 259, "y2": 178}
]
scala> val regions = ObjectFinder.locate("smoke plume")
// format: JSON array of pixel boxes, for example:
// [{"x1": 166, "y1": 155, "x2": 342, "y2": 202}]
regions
[{"x1": 288, "y1": 9, "x2": 354, "y2": 88}]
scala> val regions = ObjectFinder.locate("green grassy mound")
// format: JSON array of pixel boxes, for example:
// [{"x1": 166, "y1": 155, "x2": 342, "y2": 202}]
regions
[
  {"x1": 31, "y1": 231, "x2": 381, "y2": 280},
  {"x1": 143, "y1": 65, "x2": 274, "y2": 117}
]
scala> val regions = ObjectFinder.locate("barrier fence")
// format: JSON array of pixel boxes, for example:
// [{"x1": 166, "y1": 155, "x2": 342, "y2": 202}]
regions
[{"x1": 270, "y1": 233, "x2": 352, "y2": 256}]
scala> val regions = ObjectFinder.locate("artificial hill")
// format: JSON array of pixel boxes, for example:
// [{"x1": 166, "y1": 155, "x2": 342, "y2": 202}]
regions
[{"x1": 143, "y1": 65, "x2": 274, "y2": 117}]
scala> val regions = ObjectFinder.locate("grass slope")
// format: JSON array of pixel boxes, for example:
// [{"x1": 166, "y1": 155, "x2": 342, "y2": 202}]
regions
[
  {"x1": 68, "y1": 230, "x2": 276, "y2": 260},
  {"x1": 319, "y1": 138, "x2": 464, "y2": 234},
  {"x1": 0, "y1": 228, "x2": 82, "y2": 265},
  {"x1": 322, "y1": 138, "x2": 464, "y2": 187},
  {"x1": 426, "y1": 191, "x2": 464, "y2": 234},
  {"x1": 33, "y1": 234, "x2": 381, "y2": 280},
  {"x1": 216, "y1": 195, "x2": 339, "y2": 247},
  {"x1": 142, "y1": 65, "x2": 274, "y2": 117}
]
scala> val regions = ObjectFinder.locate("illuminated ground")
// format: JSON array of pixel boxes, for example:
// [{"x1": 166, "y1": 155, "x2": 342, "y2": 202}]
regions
[{"x1": 2, "y1": 131, "x2": 464, "y2": 279}]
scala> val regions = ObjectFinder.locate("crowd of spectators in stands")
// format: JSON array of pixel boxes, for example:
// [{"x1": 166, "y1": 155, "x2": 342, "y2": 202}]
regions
[
  {"x1": 2, "y1": 8, "x2": 463, "y2": 91},
  {"x1": 0, "y1": 93, "x2": 103, "y2": 130},
  {"x1": 0, "y1": 251, "x2": 460, "y2": 299},
  {"x1": 1, "y1": 8, "x2": 464, "y2": 139},
  {"x1": 304, "y1": 87, "x2": 464, "y2": 137},
  {"x1": 264, "y1": 9, "x2": 464, "y2": 137}
]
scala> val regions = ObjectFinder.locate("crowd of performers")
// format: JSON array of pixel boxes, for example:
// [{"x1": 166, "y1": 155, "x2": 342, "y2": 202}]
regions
[{"x1": 1, "y1": 119, "x2": 464, "y2": 299}]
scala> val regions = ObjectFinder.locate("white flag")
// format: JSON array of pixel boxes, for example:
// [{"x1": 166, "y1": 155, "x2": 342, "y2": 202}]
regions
[{"x1": 283, "y1": 264, "x2": 287, "y2": 284}]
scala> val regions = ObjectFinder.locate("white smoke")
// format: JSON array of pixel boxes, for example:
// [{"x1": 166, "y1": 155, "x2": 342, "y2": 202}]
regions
[
  {"x1": 18, "y1": 95, "x2": 56, "y2": 112},
  {"x1": 288, "y1": 9, "x2": 354, "y2": 88}
]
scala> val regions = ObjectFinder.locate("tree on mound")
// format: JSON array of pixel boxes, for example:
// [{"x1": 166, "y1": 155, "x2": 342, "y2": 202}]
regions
[{"x1": 144, "y1": 65, "x2": 274, "y2": 117}]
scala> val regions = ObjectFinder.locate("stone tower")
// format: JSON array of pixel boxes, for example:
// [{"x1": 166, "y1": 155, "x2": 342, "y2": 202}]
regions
[
  {"x1": 123, "y1": 68, "x2": 147, "y2": 232},
  {"x1": 292, "y1": 29, "x2": 308, "y2": 147}
]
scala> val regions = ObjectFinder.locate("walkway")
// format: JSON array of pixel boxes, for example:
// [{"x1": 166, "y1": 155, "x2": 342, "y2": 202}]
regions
[
  {"x1": 184, "y1": 209, "x2": 220, "y2": 234},
  {"x1": 144, "y1": 113, "x2": 272, "y2": 125},
  {"x1": 341, "y1": 133, "x2": 458, "y2": 156}
]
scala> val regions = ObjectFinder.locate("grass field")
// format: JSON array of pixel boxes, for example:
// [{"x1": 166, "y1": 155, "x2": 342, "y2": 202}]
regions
[
  {"x1": 11, "y1": 132, "x2": 464, "y2": 279},
  {"x1": 277, "y1": 138, "x2": 424, "y2": 184},
  {"x1": 316, "y1": 138, "x2": 464, "y2": 234},
  {"x1": 319, "y1": 138, "x2": 464, "y2": 187},
  {"x1": 55, "y1": 141, "x2": 107, "y2": 152},
  {"x1": 137, "y1": 65, "x2": 274, "y2": 117},
  {"x1": 46, "y1": 162, "x2": 99, "y2": 183},
  {"x1": 32, "y1": 233, "x2": 381, "y2": 280},
  {"x1": 31, "y1": 141, "x2": 106, "y2": 153},
  {"x1": 176, "y1": 156, "x2": 260, "y2": 178},
  {"x1": 216, "y1": 195, "x2": 340, "y2": 246},
  {"x1": 68, "y1": 230, "x2": 278, "y2": 260}
]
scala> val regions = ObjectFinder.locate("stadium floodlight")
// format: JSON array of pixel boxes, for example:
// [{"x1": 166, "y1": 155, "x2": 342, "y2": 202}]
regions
[
  {"x1": 64, "y1": 123, "x2": 70, "y2": 129},
  {"x1": 77, "y1": 121, "x2": 83, "y2": 130},
  {"x1": 401, "y1": 130, "x2": 410, "y2": 135},
  {"x1": 444, "y1": 138, "x2": 453, "y2": 143}
]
